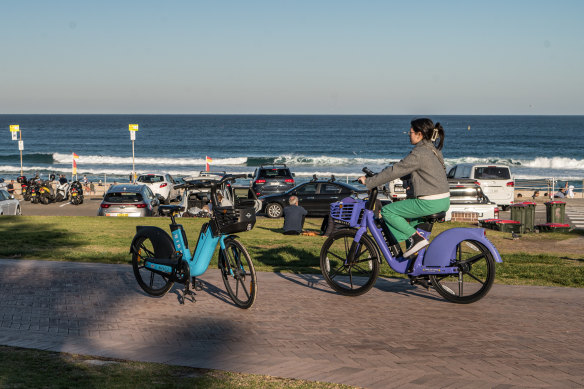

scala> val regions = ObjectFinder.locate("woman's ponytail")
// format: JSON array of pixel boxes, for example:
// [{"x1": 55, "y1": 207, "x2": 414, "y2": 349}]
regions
[{"x1": 410, "y1": 118, "x2": 445, "y2": 150}]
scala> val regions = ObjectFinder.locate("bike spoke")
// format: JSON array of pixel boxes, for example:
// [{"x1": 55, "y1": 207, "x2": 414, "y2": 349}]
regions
[
  {"x1": 464, "y1": 270, "x2": 485, "y2": 284},
  {"x1": 328, "y1": 263, "x2": 347, "y2": 280},
  {"x1": 149, "y1": 271, "x2": 155, "y2": 287},
  {"x1": 458, "y1": 253, "x2": 486, "y2": 266}
]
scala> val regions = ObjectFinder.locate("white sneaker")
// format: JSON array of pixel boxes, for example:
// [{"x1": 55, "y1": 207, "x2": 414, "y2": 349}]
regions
[{"x1": 403, "y1": 232, "x2": 429, "y2": 258}]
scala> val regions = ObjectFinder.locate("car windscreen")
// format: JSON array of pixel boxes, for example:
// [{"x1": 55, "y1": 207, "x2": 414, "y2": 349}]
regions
[
  {"x1": 104, "y1": 192, "x2": 143, "y2": 203},
  {"x1": 473, "y1": 167, "x2": 511, "y2": 180},
  {"x1": 258, "y1": 169, "x2": 291, "y2": 179},
  {"x1": 137, "y1": 175, "x2": 163, "y2": 183}
]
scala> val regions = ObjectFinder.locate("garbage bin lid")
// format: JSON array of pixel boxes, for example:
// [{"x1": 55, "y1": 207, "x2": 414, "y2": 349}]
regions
[{"x1": 545, "y1": 201, "x2": 566, "y2": 205}]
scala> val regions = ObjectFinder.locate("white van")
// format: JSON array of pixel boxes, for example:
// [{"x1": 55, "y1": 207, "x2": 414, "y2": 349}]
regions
[{"x1": 447, "y1": 164, "x2": 514, "y2": 210}]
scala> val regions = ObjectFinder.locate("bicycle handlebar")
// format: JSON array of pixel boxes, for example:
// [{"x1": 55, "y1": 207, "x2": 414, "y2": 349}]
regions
[{"x1": 361, "y1": 167, "x2": 378, "y2": 211}]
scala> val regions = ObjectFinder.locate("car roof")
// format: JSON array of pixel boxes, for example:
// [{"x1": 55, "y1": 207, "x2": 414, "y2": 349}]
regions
[{"x1": 107, "y1": 184, "x2": 147, "y2": 193}]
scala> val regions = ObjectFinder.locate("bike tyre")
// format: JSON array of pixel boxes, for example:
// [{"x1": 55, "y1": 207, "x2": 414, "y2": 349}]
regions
[
  {"x1": 320, "y1": 229, "x2": 380, "y2": 296},
  {"x1": 132, "y1": 235, "x2": 174, "y2": 296},
  {"x1": 219, "y1": 238, "x2": 257, "y2": 309},
  {"x1": 429, "y1": 239, "x2": 496, "y2": 304}
]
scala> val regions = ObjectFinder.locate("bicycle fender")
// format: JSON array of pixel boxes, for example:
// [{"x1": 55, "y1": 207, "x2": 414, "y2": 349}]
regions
[
  {"x1": 423, "y1": 227, "x2": 502, "y2": 267},
  {"x1": 129, "y1": 226, "x2": 175, "y2": 259}
]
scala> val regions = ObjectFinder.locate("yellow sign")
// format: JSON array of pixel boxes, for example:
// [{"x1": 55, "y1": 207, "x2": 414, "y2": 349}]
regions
[
  {"x1": 129, "y1": 124, "x2": 139, "y2": 131},
  {"x1": 10, "y1": 125, "x2": 20, "y2": 132}
]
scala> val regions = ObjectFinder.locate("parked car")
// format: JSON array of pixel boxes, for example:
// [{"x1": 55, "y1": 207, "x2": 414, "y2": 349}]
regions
[
  {"x1": 448, "y1": 178, "x2": 490, "y2": 204},
  {"x1": 260, "y1": 178, "x2": 366, "y2": 218},
  {"x1": 136, "y1": 173, "x2": 178, "y2": 204},
  {"x1": 0, "y1": 189, "x2": 20, "y2": 215},
  {"x1": 447, "y1": 164, "x2": 514, "y2": 210},
  {"x1": 0, "y1": 178, "x2": 6, "y2": 190},
  {"x1": 98, "y1": 184, "x2": 160, "y2": 217},
  {"x1": 248, "y1": 164, "x2": 295, "y2": 198}
]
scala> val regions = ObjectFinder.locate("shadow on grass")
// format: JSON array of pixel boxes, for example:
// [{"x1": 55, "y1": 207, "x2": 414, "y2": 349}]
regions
[{"x1": 0, "y1": 216, "x2": 84, "y2": 259}]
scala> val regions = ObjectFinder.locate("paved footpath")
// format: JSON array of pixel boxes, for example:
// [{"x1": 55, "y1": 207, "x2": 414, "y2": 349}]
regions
[{"x1": 1, "y1": 259, "x2": 583, "y2": 388}]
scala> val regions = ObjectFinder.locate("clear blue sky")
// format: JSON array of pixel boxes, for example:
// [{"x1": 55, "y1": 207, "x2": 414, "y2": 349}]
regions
[{"x1": 2, "y1": 0, "x2": 583, "y2": 114}]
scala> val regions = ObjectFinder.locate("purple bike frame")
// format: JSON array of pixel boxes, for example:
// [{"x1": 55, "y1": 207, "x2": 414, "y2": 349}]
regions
[{"x1": 354, "y1": 208, "x2": 502, "y2": 277}]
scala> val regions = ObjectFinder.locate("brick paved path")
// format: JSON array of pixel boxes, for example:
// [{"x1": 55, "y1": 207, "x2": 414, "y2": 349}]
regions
[{"x1": 1, "y1": 259, "x2": 583, "y2": 388}]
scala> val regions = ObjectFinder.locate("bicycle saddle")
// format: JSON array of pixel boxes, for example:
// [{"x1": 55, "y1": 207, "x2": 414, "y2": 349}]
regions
[
  {"x1": 158, "y1": 205, "x2": 185, "y2": 216},
  {"x1": 421, "y1": 211, "x2": 447, "y2": 223}
]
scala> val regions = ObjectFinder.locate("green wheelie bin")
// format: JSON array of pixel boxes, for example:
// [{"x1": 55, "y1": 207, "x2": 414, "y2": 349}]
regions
[
  {"x1": 545, "y1": 201, "x2": 566, "y2": 224},
  {"x1": 510, "y1": 202, "x2": 536, "y2": 233}
]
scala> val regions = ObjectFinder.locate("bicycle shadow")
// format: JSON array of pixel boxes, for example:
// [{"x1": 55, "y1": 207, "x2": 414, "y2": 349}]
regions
[
  {"x1": 169, "y1": 278, "x2": 238, "y2": 307},
  {"x1": 373, "y1": 276, "x2": 445, "y2": 302}
]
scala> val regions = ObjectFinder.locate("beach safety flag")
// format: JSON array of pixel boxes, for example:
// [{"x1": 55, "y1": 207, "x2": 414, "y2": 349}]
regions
[
  {"x1": 72, "y1": 153, "x2": 79, "y2": 176},
  {"x1": 206, "y1": 156, "x2": 212, "y2": 172}
]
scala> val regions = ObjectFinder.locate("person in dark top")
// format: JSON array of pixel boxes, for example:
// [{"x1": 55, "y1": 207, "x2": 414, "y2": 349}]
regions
[
  {"x1": 7, "y1": 180, "x2": 15, "y2": 195},
  {"x1": 283, "y1": 196, "x2": 307, "y2": 235},
  {"x1": 59, "y1": 175, "x2": 68, "y2": 185}
]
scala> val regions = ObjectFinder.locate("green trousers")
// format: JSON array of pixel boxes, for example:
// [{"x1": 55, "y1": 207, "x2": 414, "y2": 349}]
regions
[{"x1": 380, "y1": 197, "x2": 450, "y2": 242}]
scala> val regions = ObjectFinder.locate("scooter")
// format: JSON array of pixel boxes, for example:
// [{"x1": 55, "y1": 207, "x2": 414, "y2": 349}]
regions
[
  {"x1": 55, "y1": 181, "x2": 70, "y2": 202},
  {"x1": 38, "y1": 180, "x2": 56, "y2": 204},
  {"x1": 69, "y1": 181, "x2": 84, "y2": 205}
]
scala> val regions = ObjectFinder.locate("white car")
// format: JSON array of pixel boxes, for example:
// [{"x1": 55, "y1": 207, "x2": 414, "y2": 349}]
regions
[
  {"x1": 0, "y1": 189, "x2": 21, "y2": 215},
  {"x1": 447, "y1": 164, "x2": 514, "y2": 210},
  {"x1": 136, "y1": 173, "x2": 178, "y2": 204}
]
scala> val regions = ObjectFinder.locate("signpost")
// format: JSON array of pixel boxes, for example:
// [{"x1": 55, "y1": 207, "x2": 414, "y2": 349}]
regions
[
  {"x1": 129, "y1": 124, "x2": 139, "y2": 183},
  {"x1": 9, "y1": 125, "x2": 23, "y2": 176}
]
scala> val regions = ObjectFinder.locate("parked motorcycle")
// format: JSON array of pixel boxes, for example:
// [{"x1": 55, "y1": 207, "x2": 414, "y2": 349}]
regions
[
  {"x1": 29, "y1": 180, "x2": 41, "y2": 204},
  {"x1": 17, "y1": 176, "x2": 29, "y2": 201},
  {"x1": 38, "y1": 180, "x2": 56, "y2": 204},
  {"x1": 55, "y1": 181, "x2": 70, "y2": 202},
  {"x1": 69, "y1": 181, "x2": 84, "y2": 205}
]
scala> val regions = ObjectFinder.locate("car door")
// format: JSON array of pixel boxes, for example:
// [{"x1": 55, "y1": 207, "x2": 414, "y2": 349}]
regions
[
  {"x1": 166, "y1": 174, "x2": 176, "y2": 200},
  {"x1": 0, "y1": 190, "x2": 7, "y2": 214},
  {"x1": 294, "y1": 183, "x2": 319, "y2": 213},
  {"x1": 315, "y1": 183, "x2": 344, "y2": 215}
]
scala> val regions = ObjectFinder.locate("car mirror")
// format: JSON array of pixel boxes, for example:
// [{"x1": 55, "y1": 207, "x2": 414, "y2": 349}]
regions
[
  {"x1": 247, "y1": 174, "x2": 253, "y2": 178},
  {"x1": 152, "y1": 198, "x2": 160, "y2": 206}
]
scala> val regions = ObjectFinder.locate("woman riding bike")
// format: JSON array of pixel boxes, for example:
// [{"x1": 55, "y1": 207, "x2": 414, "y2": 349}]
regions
[{"x1": 358, "y1": 118, "x2": 450, "y2": 258}]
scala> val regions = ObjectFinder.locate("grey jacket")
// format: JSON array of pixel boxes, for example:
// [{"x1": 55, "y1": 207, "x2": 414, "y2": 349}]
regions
[{"x1": 365, "y1": 139, "x2": 449, "y2": 198}]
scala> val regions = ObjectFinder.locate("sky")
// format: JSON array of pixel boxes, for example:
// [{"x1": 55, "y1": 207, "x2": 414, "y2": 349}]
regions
[{"x1": 1, "y1": 0, "x2": 583, "y2": 115}]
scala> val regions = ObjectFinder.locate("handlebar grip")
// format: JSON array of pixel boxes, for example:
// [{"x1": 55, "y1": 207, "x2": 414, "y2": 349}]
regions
[{"x1": 362, "y1": 167, "x2": 375, "y2": 177}]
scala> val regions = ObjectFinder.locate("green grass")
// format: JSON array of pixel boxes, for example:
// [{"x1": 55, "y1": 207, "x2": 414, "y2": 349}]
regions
[
  {"x1": 0, "y1": 346, "x2": 352, "y2": 389},
  {"x1": 0, "y1": 215, "x2": 582, "y2": 287}
]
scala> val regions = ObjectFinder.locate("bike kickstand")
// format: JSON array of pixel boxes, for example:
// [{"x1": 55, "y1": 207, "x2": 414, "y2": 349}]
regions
[
  {"x1": 192, "y1": 277, "x2": 203, "y2": 291},
  {"x1": 180, "y1": 281, "x2": 196, "y2": 304}
]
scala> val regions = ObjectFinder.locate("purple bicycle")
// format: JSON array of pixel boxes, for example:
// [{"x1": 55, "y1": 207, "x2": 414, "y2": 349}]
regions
[{"x1": 320, "y1": 168, "x2": 502, "y2": 304}]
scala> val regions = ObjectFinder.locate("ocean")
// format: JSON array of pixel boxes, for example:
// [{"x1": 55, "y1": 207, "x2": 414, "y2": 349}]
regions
[{"x1": 1, "y1": 115, "x2": 583, "y2": 189}]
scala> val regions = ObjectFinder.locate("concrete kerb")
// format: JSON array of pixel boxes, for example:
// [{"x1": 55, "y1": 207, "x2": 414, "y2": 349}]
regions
[{"x1": 1, "y1": 258, "x2": 583, "y2": 388}]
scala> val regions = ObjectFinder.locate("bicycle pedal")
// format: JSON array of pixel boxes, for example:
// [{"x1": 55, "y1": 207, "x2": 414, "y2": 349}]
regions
[{"x1": 409, "y1": 277, "x2": 430, "y2": 290}]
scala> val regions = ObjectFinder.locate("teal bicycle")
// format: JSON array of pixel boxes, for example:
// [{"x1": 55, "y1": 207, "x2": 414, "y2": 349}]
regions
[{"x1": 129, "y1": 174, "x2": 258, "y2": 308}]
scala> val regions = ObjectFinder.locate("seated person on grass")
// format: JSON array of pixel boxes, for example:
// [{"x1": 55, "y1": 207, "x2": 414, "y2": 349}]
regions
[{"x1": 283, "y1": 195, "x2": 307, "y2": 235}]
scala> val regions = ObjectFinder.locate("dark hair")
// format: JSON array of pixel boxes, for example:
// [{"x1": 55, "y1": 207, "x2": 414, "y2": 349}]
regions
[{"x1": 410, "y1": 118, "x2": 445, "y2": 150}]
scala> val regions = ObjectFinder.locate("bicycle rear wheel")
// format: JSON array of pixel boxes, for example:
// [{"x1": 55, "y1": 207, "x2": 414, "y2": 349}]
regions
[
  {"x1": 429, "y1": 239, "x2": 495, "y2": 304},
  {"x1": 132, "y1": 235, "x2": 174, "y2": 296},
  {"x1": 219, "y1": 238, "x2": 257, "y2": 309},
  {"x1": 320, "y1": 229, "x2": 380, "y2": 296}
]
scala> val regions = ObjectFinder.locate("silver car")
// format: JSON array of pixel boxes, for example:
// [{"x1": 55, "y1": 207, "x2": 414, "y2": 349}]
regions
[
  {"x1": 0, "y1": 189, "x2": 21, "y2": 216},
  {"x1": 98, "y1": 184, "x2": 160, "y2": 217}
]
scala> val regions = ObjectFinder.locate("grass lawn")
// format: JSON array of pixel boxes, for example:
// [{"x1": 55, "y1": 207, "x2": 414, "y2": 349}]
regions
[
  {"x1": 0, "y1": 215, "x2": 582, "y2": 287},
  {"x1": 0, "y1": 346, "x2": 351, "y2": 389}
]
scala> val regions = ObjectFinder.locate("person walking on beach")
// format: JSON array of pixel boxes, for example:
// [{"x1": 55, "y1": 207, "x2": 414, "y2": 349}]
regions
[
  {"x1": 358, "y1": 118, "x2": 450, "y2": 258},
  {"x1": 283, "y1": 195, "x2": 307, "y2": 235}
]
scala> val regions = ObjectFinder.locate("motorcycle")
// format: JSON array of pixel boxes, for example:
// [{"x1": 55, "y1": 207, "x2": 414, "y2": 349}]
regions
[
  {"x1": 29, "y1": 180, "x2": 41, "y2": 204},
  {"x1": 69, "y1": 181, "x2": 84, "y2": 205},
  {"x1": 55, "y1": 181, "x2": 70, "y2": 202},
  {"x1": 38, "y1": 180, "x2": 56, "y2": 204},
  {"x1": 17, "y1": 176, "x2": 29, "y2": 201}
]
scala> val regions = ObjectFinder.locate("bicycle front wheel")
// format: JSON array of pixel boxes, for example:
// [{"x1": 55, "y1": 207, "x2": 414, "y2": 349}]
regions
[
  {"x1": 429, "y1": 239, "x2": 496, "y2": 304},
  {"x1": 132, "y1": 235, "x2": 174, "y2": 296},
  {"x1": 320, "y1": 229, "x2": 380, "y2": 296},
  {"x1": 219, "y1": 238, "x2": 257, "y2": 309}
]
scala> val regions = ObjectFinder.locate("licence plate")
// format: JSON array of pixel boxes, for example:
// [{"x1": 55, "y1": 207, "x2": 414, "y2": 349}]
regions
[
  {"x1": 72, "y1": 193, "x2": 78, "y2": 196},
  {"x1": 107, "y1": 213, "x2": 128, "y2": 217}
]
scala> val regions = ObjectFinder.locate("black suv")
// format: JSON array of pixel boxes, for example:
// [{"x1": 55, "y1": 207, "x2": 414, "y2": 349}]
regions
[{"x1": 248, "y1": 164, "x2": 295, "y2": 198}]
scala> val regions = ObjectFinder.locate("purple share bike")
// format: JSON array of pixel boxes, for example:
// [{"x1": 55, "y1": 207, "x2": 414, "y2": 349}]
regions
[{"x1": 319, "y1": 168, "x2": 502, "y2": 304}]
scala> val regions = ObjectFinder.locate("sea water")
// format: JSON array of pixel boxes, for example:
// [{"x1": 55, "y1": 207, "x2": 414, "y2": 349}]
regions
[{"x1": 0, "y1": 115, "x2": 582, "y2": 189}]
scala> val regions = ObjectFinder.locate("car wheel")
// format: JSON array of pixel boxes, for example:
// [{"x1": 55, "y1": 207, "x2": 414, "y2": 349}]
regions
[{"x1": 266, "y1": 203, "x2": 283, "y2": 218}]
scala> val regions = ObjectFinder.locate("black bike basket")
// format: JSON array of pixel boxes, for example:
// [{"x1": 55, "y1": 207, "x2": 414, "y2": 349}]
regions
[{"x1": 213, "y1": 206, "x2": 256, "y2": 234}]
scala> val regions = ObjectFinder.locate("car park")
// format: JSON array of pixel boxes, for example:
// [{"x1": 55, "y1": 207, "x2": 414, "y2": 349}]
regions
[
  {"x1": 260, "y1": 178, "x2": 366, "y2": 218},
  {"x1": 0, "y1": 189, "x2": 20, "y2": 215},
  {"x1": 136, "y1": 173, "x2": 178, "y2": 204},
  {"x1": 98, "y1": 184, "x2": 160, "y2": 217},
  {"x1": 447, "y1": 164, "x2": 514, "y2": 210},
  {"x1": 248, "y1": 164, "x2": 295, "y2": 198}
]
